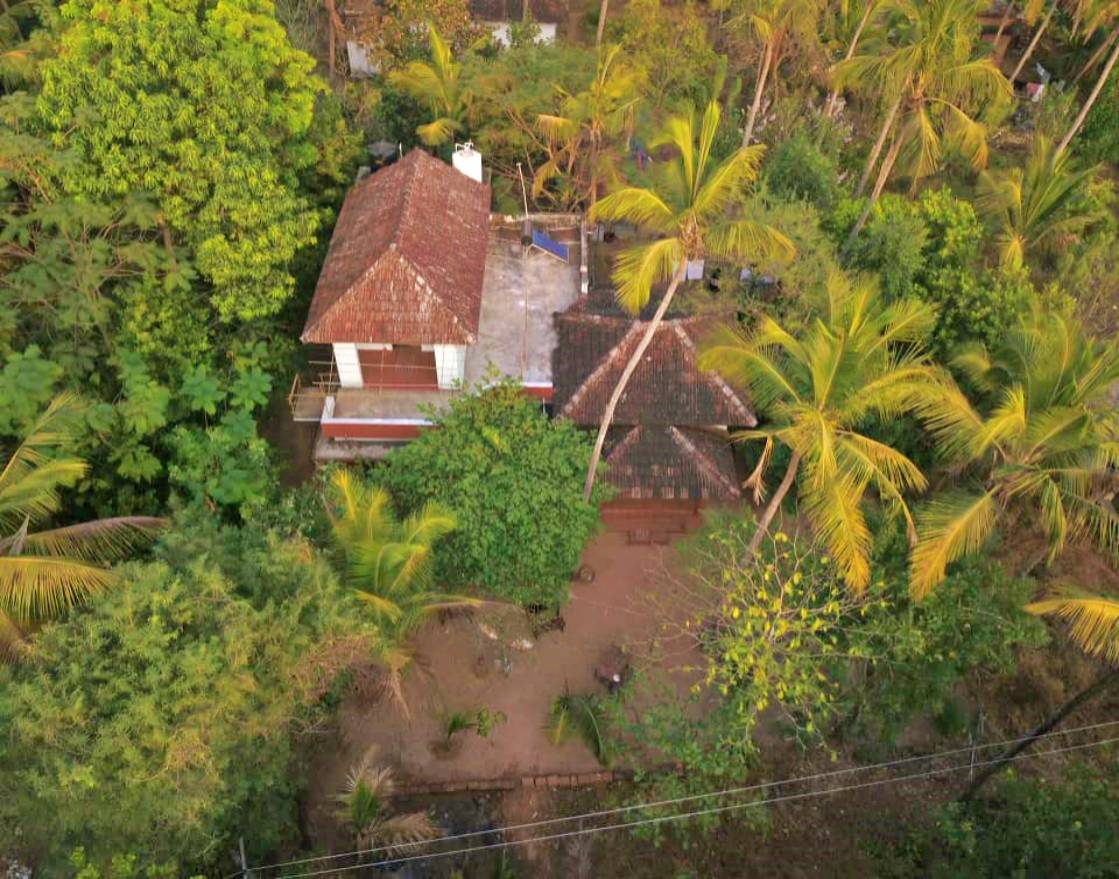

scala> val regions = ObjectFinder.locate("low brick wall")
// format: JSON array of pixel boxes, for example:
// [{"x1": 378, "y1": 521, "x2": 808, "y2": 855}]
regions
[{"x1": 396, "y1": 767, "x2": 642, "y2": 797}]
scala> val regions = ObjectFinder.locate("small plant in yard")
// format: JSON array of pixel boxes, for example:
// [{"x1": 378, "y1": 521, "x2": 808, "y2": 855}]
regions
[
  {"x1": 433, "y1": 706, "x2": 507, "y2": 756},
  {"x1": 547, "y1": 692, "x2": 614, "y2": 765},
  {"x1": 335, "y1": 748, "x2": 441, "y2": 851}
]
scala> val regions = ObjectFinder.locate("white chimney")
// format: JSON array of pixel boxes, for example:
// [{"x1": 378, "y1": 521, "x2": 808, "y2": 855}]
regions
[{"x1": 452, "y1": 142, "x2": 483, "y2": 183}]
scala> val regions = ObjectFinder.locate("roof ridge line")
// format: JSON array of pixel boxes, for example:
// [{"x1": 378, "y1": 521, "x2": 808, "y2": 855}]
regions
[
  {"x1": 559, "y1": 320, "x2": 646, "y2": 420},
  {"x1": 673, "y1": 323, "x2": 757, "y2": 427},
  {"x1": 667, "y1": 426, "x2": 741, "y2": 498}
]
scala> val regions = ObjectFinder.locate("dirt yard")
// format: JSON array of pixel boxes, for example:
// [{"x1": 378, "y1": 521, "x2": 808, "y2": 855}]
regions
[{"x1": 305, "y1": 531, "x2": 705, "y2": 841}]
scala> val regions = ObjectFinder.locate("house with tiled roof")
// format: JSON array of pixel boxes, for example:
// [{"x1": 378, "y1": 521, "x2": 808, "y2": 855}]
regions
[
  {"x1": 291, "y1": 145, "x2": 584, "y2": 461},
  {"x1": 552, "y1": 292, "x2": 755, "y2": 522}
]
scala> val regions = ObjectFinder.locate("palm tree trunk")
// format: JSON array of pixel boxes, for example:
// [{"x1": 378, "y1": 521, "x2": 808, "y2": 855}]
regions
[
  {"x1": 582, "y1": 262, "x2": 687, "y2": 502},
  {"x1": 1057, "y1": 31, "x2": 1119, "y2": 155},
  {"x1": 742, "y1": 40, "x2": 775, "y2": 148},
  {"x1": 825, "y1": 0, "x2": 877, "y2": 118},
  {"x1": 856, "y1": 94, "x2": 902, "y2": 197},
  {"x1": 1073, "y1": 29, "x2": 1118, "y2": 84},
  {"x1": 845, "y1": 132, "x2": 902, "y2": 251},
  {"x1": 1010, "y1": 2, "x2": 1055, "y2": 83},
  {"x1": 994, "y1": 2, "x2": 1014, "y2": 44},
  {"x1": 960, "y1": 666, "x2": 1119, "y2": 802},
  {"x1": 747, "y1": 451, "x2": 802, "y2": 554},
  {"x1": 595, "y1": 0, "x2": 609, "y2": 48}
]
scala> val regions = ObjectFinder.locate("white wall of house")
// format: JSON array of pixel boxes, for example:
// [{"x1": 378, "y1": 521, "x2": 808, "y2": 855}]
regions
[
  {"x1": 487, "y1": 22, "x2": 557, "y2": 47},
  {"x1": 430, "y1": 344, "x2": 466, "y2": 389},
  {"x1": 333, "y1": 343, "x2": 363, "y2": 388}
]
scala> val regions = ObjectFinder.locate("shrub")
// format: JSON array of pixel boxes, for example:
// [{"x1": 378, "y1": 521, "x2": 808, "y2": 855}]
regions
[
  {"x1": 846, "y1": 520, "x2": 1049, "y2": 743},
  {"x1": 1078, "y1": 71, "x2": 1119, "y2": 165},
  {"x1": 378, "y1": 382, "x2": 606, "y2": 607},
  {"x1": 829, "y1": 194, "x2": 929, "y2": 299},
  {"x1": 877, "y1": 763, "x2": 1119, "y2": 877},
  {"x1": 764, "y1": 132, "x2": 842, "y2": 211},
  {"x1": 0, "y1": 512, "x2": 372, "y2": 876}
]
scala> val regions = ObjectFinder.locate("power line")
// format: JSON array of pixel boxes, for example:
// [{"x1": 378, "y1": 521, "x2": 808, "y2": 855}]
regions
[
  {"x1": 269, "y1": 730, "x2": 1119, "y2": 879},
  {"x1": 244, "y1": 718, "x2": 1119, "y2": 876}
]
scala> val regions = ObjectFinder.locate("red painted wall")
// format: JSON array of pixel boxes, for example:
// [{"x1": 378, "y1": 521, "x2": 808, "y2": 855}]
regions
[{"x1": 322, "y1": 422, "x2": 425, "y2": 440}]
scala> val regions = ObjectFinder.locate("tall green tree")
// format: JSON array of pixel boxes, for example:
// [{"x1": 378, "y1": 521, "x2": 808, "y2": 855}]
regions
[
  {"x1": 722, "y1": 0, "x2": 823, "y2": 146},
  {"x1": 977, "y1": 135, "x2": 1100, "y2": 268},
  {"x1": 37, "y1": 0, "x2": 324, "y2": 327},
  {"x1": 910, "y1": 303, "x2": 1119, "y2": 597},
  {"x1": 583, "y1": 100, "x2": 794, "y2": 500},
  {"x1": 388, "y1": 23, "x2": 472, "y2": 147},
  {"x1": 835, "y1": 0, "x2": 1010, "y2": 245},
  {"x1": 699, "y1": 272, "x2": 945, "y2": 590},
  {"x1": 0, "y1": 395, "x2": 162, "y2": 659},
  {"x1": 534, "y1": 44, "x2": 642, "y2": 210}
]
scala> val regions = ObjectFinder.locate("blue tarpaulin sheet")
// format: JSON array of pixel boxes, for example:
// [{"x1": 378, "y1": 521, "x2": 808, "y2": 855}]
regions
[{"x1": 532, "y1": 229, "x2": 569, "y2": 262}]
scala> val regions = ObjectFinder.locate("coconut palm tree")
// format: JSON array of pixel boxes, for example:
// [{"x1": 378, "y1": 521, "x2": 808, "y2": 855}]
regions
[
  {"x1": 961, "y1": 590, "x2": 1119, "y2": 800},
  {"x1": 534, "y1": 45, "x2": 643, "y2": 211},
  {"x1": 1069, "y1": 0, "x2": 1119, "y2": 84},
  {"x1": 977, "y1": 135, "x2": 1100, "y2": 268},
  {"x1": 1057, "y1": 7, "x2": 1119, "y2": 154},
  {"x1": 699, "y1": 273, "x2": 947, "y2": 591},
  {"x1": 723, "y1": 0, "x2": 824, "y2": 146},
  {"x1": 335, "y1": 747, "x2": 442, "y2": 851},
  {"x1": 1008, "y1": 0, "x2": 1055, "y2": 83},
  {"x1": 824, "y1": 0, "x2": 881, "y2": 118},
  {"x1": 326, "y1": 469, "x2": 475, "y2": 635},
  {"x1": 581, "y1": 100, "x2": 795, "y2": 501},
  {"x1": 836, "y1": 0, "x2": 1011, "y2": 247},
  {"x1": 0, "y1": 394, "x2": 164, "y2": 659},
  {"x1": 388, "y1": 23, "x2": 470, "y2": 147},
  {"x1": 909, "y1": 303, "x2": 1119, "y2": 598}
]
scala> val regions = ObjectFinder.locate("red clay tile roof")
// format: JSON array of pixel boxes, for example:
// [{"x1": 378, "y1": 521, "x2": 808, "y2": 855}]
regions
[
  {"x1": 604, "y1": 426, "x2": 742, "y2": 501},
  {"x1": 301, "y1": 149, "x2": 491, "y2": 346},
  {"x1": 552, "y1": 304, "x2": 756, "y2": 427}
]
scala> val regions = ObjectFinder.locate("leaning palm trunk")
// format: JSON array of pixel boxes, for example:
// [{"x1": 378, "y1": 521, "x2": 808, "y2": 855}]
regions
[
  {"x1": 1009, "y1": 2, "x2": 1055, "y2": 83},
  {"x1": 742, "y1": 40, "x2": 775, "y2": 147},
  {"x1": 747, "y1": 451, "x2": 802, "y2": 554},
  {"x1": 825, "y1": 1, "x2": 877, "y2": 118},
  {"x1": 1057, "y1": 32, "x2": 1119, "y2": 155},
  {"x1": 583, "y1": 262, "x2": 687, "y2": 502},
  {"x1": 1073, "y1": 29, "x2": 1118, "y2": 83},
  {"x1": 596, "y1": 0, "x2": 609, "y2": 47},
  {"x1": 845, "y1": 132, "x2": 902, "y2": 250},
  {"x1": 960, "y1": 666, "x2": 1119, "y2": 801},
  {"x1": 856, "y1": 94, "x2": 902, "y2": 196}
]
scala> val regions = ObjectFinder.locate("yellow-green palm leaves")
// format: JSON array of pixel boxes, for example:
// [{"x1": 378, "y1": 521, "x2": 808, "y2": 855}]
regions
[
  {"x1": 910, "y1": 304, "x2": 1119, "y2": 597},
  {"x1": 836, "y1": 0, "x2": 1010, "y2": 242},
  {"x1": 534, "y1": 44, "x2": 643, "y2": 210},
  {"x1": 579, "y1": 100, "x2": 793, "y2": 499},
  {"x1": 700, "y1": 273, "x2": 944, "y2": 591},
  {"x1": 1027, "y1": 591, "x2": 1119, "y2": 665},
  {"x1": 387, "y1": 24, "x2": 469, "y2": 147},
  {"x1": 977, "y1": 136, "x2": 1100, "y2": 269},
  {"x1": 590, "y1": 100, "x2": 794, "y2": 315},
  {"x1": 326, "y1": 469, "x2": 475, "y2": 636},
  {"x1": 0, "y1": 395, "x2": 164, "y2": 659}
]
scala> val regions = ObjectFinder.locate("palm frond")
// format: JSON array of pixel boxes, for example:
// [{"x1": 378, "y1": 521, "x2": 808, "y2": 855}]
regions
[
  {"x1": 1026, "y1": 592, "x2": 1119, "y2": 664},
  {"x1": 610, "y1": 237, "x2": 685, "y2": 315},
  {"x1": 909, "y1": 489, "x2": 998, "y2": 598},
  {"x1": 0, "y1": 554, "x2": 116, "y2": 621}
]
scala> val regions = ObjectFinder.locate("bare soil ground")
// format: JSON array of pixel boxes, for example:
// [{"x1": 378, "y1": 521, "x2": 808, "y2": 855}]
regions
[{"x1": 304, "y1": 531, "x2": 705, "y2": 844}]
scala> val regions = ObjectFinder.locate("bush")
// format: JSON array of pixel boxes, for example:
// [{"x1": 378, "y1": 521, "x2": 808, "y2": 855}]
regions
[
  {"x1": 764, "y1": 132, "x2": 842, "y2": 212},
  {"x1": 846, "y1": 520, "x2": 1049, "y2": 743},
  {"x1": 0, "y1": 512, "x2": 372, "y2": 876},
  {"x1": 378, "y1": 382, "x2": 606, "y2": 607},
  {"x1": 878, "y1": 763, "x2": 1119, "y2": 878},
  {"x1": 1078, "y1": 71, "x2": 1119, "y2": 165},
  {"x1": 829, "y1": 194, "x2": 929, "y2": 299}
]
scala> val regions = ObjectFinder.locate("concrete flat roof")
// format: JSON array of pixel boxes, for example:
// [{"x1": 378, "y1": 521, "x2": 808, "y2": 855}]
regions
[
  {"x1": 464, "y1": 222, "x2": 582, "y2": 388},
  {"x1": 331, "y1": 387, "x2": 456, "y2": 420}
]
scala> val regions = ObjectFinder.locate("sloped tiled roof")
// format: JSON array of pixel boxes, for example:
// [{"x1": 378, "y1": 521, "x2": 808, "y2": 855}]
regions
[
  {"x1": 470, "y1": 0, "x2": 567, "y2": 23},
  {"x1": 552, "y1": 301, "x2": 756, "y2": 428},
  {"x1": 604, "y1": 425, "x2": 742, "y2": 501},
  {"x1": 301, "y1": 149, "x2": 491, "y2": 346}
]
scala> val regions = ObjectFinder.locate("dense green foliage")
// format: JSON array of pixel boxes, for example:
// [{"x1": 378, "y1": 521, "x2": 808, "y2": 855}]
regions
[
  {"x1": 0, "y1": 512, "x2": 372, "y2": 875},
  {"x1": 878, "y1": 764, "x2": 1119, "y2": 878},
  {"x1": 378, "y1": 383, "x2": 606, "y2": 607}
]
